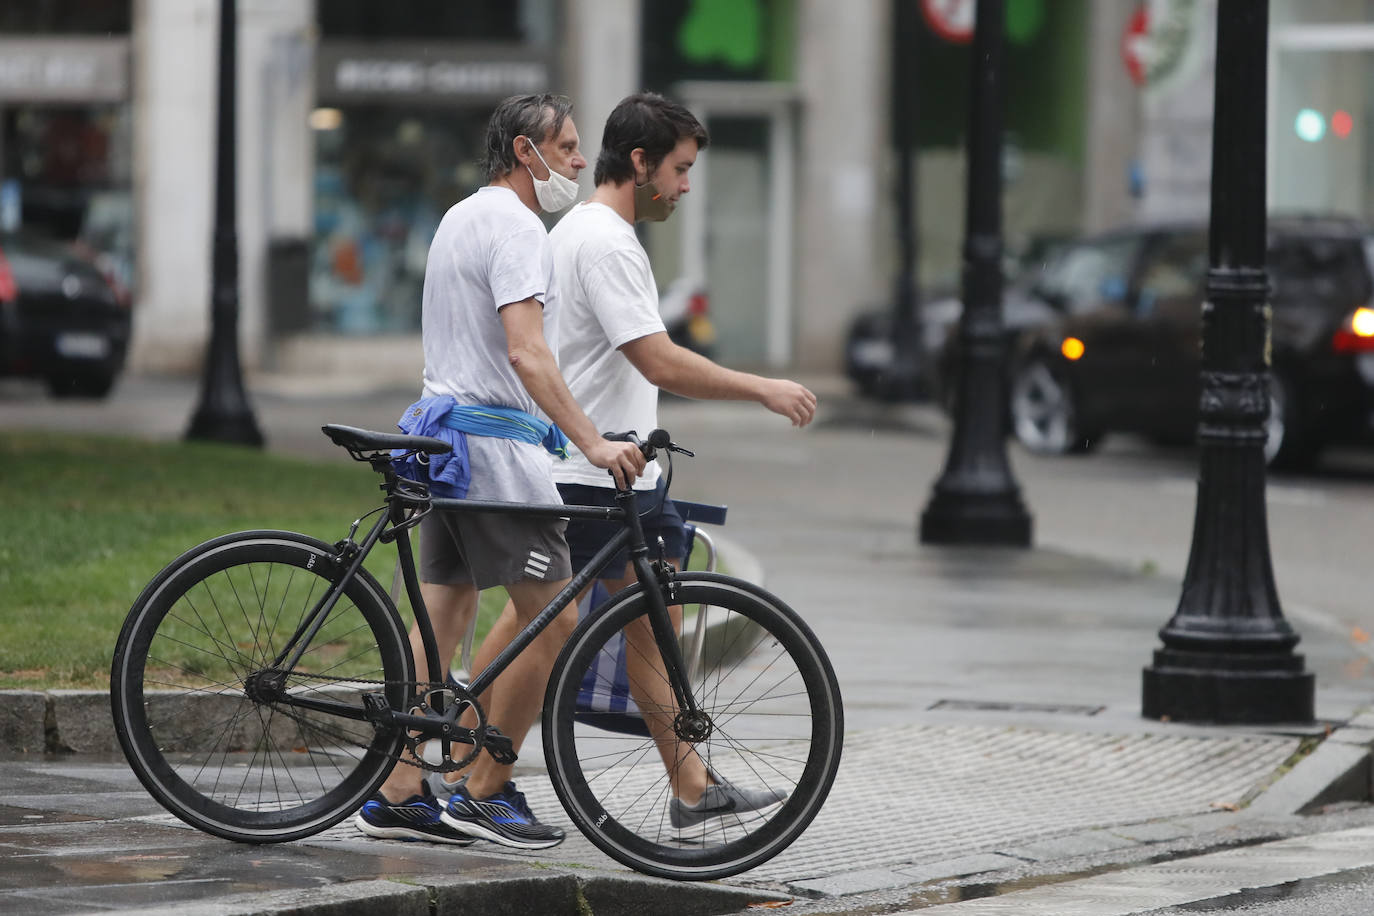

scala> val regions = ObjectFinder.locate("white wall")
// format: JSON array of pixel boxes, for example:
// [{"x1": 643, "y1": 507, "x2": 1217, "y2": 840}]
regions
[
  {"x1": 129, "y1": 0, "x2": 313, "y2": 375},
  {"x1": 565, "y1": 0, "x2": 640, "y2": 191}
]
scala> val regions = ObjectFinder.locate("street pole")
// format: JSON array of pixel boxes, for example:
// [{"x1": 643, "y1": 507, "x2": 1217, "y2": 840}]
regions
[
  {"x1": 919, "y1": 0, "x2": 1032, "y2": 547},
  {"x1": 187, "y1": 0, "x2": 264, "y2": 447},
  {"x1": 888, "y1": 0, "x2": 922, "y2": 401},
  {"x1": 1142, "y1": 0, "x2": 1312, "y2": 724}
]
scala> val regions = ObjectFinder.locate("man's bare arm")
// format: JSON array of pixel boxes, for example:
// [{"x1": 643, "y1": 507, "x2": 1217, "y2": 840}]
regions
[
  {"x1": 499, "y1": 298, "x2": 644, "y2": 487},
  {"x1": 619, "y1": 331, "x2": 817, "y2": 427}
]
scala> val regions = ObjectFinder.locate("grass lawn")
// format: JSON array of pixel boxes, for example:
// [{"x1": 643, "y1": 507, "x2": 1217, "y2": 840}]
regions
[
  {"x1": 0, "y1": 432, "x2": 514, "y2": 690},
  {"x1": 0, "y1": 431, "x2": 720, "y2": 690}
]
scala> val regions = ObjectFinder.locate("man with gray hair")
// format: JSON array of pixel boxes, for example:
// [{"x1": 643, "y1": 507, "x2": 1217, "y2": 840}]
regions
[{"x1": 355, "y1": 93, "x2": 644, "y2": 849}]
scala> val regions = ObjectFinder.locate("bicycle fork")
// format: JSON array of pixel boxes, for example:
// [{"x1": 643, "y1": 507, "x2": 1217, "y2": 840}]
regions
[{"x1": 619, "y1": 491, "x2": 703, "y2": 725}]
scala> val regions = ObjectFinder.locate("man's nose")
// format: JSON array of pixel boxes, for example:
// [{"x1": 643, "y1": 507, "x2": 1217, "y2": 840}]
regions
[{"x1": 572, "y1": 153, "x2": 588, "y2": 171}]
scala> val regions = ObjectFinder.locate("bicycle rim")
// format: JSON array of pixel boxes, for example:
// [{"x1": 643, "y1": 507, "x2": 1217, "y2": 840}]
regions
[
  {"x1": 544, "y1": 574, "x2": 843, "y2": 880},
  {"x1": 111, "y1": 531, "x2": 412, "y2": 843}
]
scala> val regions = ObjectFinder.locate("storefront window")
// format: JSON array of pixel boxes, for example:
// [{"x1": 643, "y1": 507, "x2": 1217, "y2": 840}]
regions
[
  {"x1": 319, "y1": 0, "x2": 551, "y2": 44},
  {"x1": 311, "y1": 108, "x2": 488, "y2": 334},
  {"x1": 0, "y1": 1, "x2": 130, "y2": 34},
  {"x1": 0, "y1": 1, "x2": 134, "y2": 304}
]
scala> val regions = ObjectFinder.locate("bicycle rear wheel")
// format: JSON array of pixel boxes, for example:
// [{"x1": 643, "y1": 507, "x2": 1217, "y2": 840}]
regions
[
  {"x1": 544, "y1": 573, "x2": 843, "y2": 880},
  {"x1": 111, "y1": 530, "x2": 413, "y2": 843}
]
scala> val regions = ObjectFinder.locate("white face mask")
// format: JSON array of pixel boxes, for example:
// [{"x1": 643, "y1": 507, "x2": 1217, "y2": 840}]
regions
[{"x1": 524, "y1": 139, "x2": 579, "y2": 212}]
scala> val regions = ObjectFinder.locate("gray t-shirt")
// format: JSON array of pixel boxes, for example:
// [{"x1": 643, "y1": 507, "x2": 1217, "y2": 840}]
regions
[{"x1": 420, "y1": 186, "x2": 561, "y2": 504}]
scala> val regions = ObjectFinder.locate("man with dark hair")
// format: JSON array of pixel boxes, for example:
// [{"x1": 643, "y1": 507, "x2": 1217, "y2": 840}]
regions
[
  {"x1": 438, "y1": 92, "x2": 815, "y2": 828},
  {"x1": 354, "y1": 93, "x2": 644, "y2": 849}
]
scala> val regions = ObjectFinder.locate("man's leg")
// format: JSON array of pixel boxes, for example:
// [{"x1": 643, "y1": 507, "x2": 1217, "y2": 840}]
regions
[
  {"x1": 461, "y1": 576, "x2": 578, "y2": 798},
  {"x1": 374, "y1": 581, "x2": 478, "y2": 802},
  {"x1": 593, "y1": 565, "x2": 711, "y2": 805}
]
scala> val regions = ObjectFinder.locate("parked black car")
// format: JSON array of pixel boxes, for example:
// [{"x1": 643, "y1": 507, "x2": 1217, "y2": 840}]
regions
[
  {"x1": 0, "y1": 231, "x2": 130, "y2": 398},
  {"x1": 845, "y1": 236, "x2": 1066, "y2": 403},
  {"x1": 1000, "y1": 216, "x2": 1374, "y2": 469}
]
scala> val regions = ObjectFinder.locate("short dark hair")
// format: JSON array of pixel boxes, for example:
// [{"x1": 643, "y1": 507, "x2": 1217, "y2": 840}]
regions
[
  {"x1": 594, "y1": 92, "x2": 709, "y2": 187},
  {"x1": 481, "y1": 93, "x2": 574, "y2": 182}
]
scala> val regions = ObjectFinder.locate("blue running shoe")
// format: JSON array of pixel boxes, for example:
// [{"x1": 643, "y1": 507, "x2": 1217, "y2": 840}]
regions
[
  {"x1": 354, "y1": 785, "x2": 476, "y2": 845},
  {"x1": 441, "y1": 778, "x2": 565, "y2": 849}
]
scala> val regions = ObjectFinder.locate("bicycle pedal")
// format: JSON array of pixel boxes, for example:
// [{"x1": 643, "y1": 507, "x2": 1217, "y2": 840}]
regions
[
  {"x1": 482, "y1": 725, "x2": 517, "y2": 765},
  {"x1": 361, "y1": 693, "x2": 396, "y2": 730}
]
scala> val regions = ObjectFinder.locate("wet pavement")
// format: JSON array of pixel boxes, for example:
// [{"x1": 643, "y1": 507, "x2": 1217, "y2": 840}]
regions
[{"x1": 4, "y1": 374, "x2": 1374, "y2": 914}]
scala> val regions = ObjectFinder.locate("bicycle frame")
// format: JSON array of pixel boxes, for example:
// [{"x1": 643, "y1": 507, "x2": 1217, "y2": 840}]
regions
[{"x1": 264, "y1": 483, "x2": 701, "y2": 744}]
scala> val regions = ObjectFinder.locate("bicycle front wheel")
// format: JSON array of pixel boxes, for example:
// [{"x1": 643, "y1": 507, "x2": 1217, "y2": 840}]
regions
[
  {"x1": 111, "y1": 530, "x2": 413, "y2": 843},
  {"x1": 544, "y1": 573, "x2": 843, "y2": 880}
]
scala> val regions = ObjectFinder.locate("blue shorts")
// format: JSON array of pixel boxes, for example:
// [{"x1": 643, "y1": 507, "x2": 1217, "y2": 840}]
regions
[{"x1": 558, "y1": 480, "x2": 687, "y2": 578}]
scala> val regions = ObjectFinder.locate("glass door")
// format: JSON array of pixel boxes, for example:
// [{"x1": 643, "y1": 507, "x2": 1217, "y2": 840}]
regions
[{"x1": 1270, "y1": 26, "x2": 1374, "y2": 222}]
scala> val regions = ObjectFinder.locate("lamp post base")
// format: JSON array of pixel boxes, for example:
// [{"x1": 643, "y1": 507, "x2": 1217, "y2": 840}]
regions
[
  {"x1": 920, "y1": 490, "x2": 1032, "y2": 546},
  {"x1": 1142, "y1": 648, "x2": 1314, "y2": 724},
  {"x1": 187, "y1": 404, "x2": 264, "y2": 447}
]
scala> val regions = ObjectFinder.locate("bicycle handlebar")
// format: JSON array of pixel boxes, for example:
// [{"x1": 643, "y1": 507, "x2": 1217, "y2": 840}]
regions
[{"x1": 602, "y1": 428, "x2": 693, "y2": 461}]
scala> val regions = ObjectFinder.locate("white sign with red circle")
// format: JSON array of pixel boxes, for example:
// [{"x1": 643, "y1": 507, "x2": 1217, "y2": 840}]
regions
[{"x1": 921, "y1": 0, "x2": 976, "y2": 45}]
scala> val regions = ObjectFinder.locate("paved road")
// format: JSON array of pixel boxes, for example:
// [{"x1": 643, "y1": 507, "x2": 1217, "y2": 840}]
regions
[{"x1": 5, "y1": 373, "x2": 1374, "y2": 914}]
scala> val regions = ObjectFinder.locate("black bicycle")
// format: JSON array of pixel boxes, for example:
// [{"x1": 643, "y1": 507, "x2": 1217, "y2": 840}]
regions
[{"x1": 110, "y1": 424, "x2": 843, "y2": 880}]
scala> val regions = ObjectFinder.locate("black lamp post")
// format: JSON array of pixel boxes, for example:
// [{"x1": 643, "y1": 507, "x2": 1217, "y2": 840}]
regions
[
  {"x1": 887, "y1": 0, "x2": 922, "y2": 401},
  {"x1": 919, "y1": 0, "x2": 1032, "y2": 547},
  {"x1": 187, "y1": 0, "x2": 264, "y2": 447},
  {"x1": 1141, "y1": 0, "x2": 1312, "y2": 724}
]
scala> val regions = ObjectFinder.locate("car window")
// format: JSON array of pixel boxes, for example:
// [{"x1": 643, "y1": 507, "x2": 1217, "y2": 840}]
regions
[
  {"x1": 0, "y1": 234, "x2": 103, "y2": 288},
  {"x1": 1138, "y1": 233, "x2": 1207, "y2": 314},
  {"x1": 1269, "y1": 235, "x2": 1373, "y2": 310},
  {"x1": 1033, "y1": 237, "x2": 1138, "y2": 314}
]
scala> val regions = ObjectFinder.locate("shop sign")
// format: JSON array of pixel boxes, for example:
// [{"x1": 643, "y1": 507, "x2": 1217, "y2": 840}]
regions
[
  {"x1": 921, "y1": 0, "x2": 976, "y2": 44},
  {"x1": 1121, "y1": 0, "x2": 1203, "y2": 93},
  {"x1": 318, "y1": 43, "x2": 551, "y2": 106},
  {"x1": 0, "y1": 38, "x2": 129, "y2": 102}
]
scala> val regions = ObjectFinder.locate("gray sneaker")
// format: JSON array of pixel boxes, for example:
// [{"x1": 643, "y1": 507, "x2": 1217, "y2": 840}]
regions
[{"x1": 669, "y1": 778, "x2": 787, "y2": 829}]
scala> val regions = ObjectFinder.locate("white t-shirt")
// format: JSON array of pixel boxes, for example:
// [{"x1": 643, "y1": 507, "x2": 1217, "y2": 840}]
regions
[
  {"x1": 548, "y1": 202, "x2": 666, "y2": 490},
  {"x1": 419, "y1": 186, "x2": 561, "y2": 504}
]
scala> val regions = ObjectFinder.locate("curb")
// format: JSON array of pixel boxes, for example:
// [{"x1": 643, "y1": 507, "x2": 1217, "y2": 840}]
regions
[
  {"x1": 109, "y1": 869, "x2": 783, "y2": 916},
  {"x1": 1244, "y1": 709, "x2": 1374, "y2": 817}
]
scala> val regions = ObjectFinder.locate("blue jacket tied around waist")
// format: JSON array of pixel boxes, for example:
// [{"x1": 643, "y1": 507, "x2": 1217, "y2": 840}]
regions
[{"x1": 392, "y1": 396, "x2": 570, "y2": 498}]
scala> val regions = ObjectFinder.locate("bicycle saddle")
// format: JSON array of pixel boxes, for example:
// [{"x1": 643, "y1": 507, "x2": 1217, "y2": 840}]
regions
[{"x1": 321, "y1": 424, "x2": 452, "y2": 455}]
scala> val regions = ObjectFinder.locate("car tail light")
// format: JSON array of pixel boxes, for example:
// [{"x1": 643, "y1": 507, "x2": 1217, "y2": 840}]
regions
[
  {"x1": 687, "y1": 291, "x2": 709, "y2": 317},
  {"x1": 1331, "y1": 306, "x2": 1374, "y2": 353},
  {"x1": 0, "y1": 248, "x2": 15, "y2": 303}
]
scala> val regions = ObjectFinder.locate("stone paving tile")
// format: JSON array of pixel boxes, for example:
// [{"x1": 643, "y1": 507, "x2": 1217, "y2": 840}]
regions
[{"x1": 140, "y1": 721, "x2": 1299, "y2": 897}]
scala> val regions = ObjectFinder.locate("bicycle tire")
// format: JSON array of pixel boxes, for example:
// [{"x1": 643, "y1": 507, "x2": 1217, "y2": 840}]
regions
[
  {"x1": 111, "y1": 530, "x2": 413, "y2": 843},
  {"x1": 543, "y1": 572, "x2": 843, "y2": 880}
]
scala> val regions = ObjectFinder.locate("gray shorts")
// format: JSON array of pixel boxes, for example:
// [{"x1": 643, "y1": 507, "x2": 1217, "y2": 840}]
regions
[{"x1": 419, "y1": 509, "x2": 571, "y2": 590}]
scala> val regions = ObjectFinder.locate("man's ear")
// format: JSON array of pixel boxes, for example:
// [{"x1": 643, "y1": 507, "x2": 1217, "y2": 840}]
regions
[
  {"x1": 513, "y1": 136, "x2": 536, "y2": 166},
  {"x1": 630, "y1": 147, "x2": 647, "y2": 182}
]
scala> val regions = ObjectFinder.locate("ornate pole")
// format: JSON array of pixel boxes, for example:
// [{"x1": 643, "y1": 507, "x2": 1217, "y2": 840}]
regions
[
  {"x1": 1141, "y1": 0, "x2": 1312, "y2": 724},
  {"x1": 887, "y1": 0, "x2": 922, "y2": 401},
  {"x1": 920, "y1": 0, "x2": 1032, "y2": 546},
  {"x1": 187, "y1": 0, "x2": 264, "y2": 446}
]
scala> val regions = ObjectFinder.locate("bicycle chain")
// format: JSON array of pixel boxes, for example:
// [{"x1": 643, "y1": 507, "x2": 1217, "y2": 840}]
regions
[{"x1": 264, "y1": 671, "x2": 483, "y2": 773}]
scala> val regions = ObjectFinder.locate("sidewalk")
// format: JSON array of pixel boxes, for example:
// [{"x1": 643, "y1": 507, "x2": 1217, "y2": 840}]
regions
[{"x1": 3, "y1": 374, "x2": 1373, "y2": 915}]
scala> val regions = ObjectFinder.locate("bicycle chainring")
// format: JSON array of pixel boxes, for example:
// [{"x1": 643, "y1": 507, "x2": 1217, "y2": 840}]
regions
[{"x1": 400, "y1": 683, "x2": 486, "y2": 773}]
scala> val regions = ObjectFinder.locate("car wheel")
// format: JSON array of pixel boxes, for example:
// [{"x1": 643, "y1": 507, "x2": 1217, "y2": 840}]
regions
[
  {"x1": 48, "y1": 370, "x2": 116, "y2": 400},
  {"x1": 1009, "y1": 357, "x2": 1100, "y2": 455},
  {"x1": 1265, "y1": 371, "x2": 1319, "y2": 471}
]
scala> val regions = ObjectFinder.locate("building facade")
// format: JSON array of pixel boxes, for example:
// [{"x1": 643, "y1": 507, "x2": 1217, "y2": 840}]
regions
[{"x1": 2, "y1": 0, "x2": 1369, "y2": 385}]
